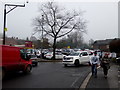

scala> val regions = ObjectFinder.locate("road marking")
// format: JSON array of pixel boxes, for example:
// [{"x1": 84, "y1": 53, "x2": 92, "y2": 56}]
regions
[
  {"x1": 71, "y1": 77, "x2": 80, "y2": 88},
  {"x1": 79, "y1": 66, "x2": 100, "y2": 89},
  {"x1": 80, "y1": 72, "x2": 92, "y2": 89}
]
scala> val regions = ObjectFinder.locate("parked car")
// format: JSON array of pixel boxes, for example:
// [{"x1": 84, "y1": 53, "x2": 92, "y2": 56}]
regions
[
  {"x1": 45, "y1": 52, "x2": 65, "y2": 60},
  {"x1": 27, "y1": 49, "x2": 41, "y2": 58},
  {"x1": 30, "y1": 55, "x2": 38, "y2": 66},
  {"x1": 62, "y1": 49, "x2": 75, "y2": 56},
  {"x1": 0, "y1": 45, "x2": 32, "y2": 79},
  {"x1": 108, "y1": 52, "x2": 116, "y2": 59},
  {"x1": 62, "y1": 51, "x2": 90, "y2": 67},
  {"x1": 116, "y1": 57, "x2": 120, "y2": 64}
]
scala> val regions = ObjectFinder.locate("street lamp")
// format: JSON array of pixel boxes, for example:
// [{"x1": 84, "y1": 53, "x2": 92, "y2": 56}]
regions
[
  {"x1": 2, "y1": 2, "x2": 28, "y2": 45},
  {"x1": 41, "y1": 15, "x2": 44, "y2": 59}
]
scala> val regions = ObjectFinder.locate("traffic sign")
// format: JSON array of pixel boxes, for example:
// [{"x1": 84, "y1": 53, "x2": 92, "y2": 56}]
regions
[{"x1": 4, "y1": 28, "x2": 7, "y2": 31}]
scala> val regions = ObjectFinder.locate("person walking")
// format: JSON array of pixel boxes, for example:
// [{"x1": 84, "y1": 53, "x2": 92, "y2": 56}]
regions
[
  {"x1": 90, "y1": 51, "x2": 100, "y2": 78},
  {"x1": 100, "y1": 54, "x2": 110, "y2": 78}
]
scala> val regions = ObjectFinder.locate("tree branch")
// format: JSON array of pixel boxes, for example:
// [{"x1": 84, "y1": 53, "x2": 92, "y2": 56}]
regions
[{"x1": 56, "y1": 24, "x2": 76, "y2": 38}]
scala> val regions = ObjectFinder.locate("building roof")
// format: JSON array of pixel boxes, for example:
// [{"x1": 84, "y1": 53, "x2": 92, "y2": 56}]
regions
[{"x1": 93, "y1": 39, "x2": 113, "y2": 46}]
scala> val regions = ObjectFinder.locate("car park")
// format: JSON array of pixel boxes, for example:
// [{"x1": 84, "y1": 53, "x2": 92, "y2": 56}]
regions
[{"x1": 62, "y1": 51, "x2": 90, "y2": 67}]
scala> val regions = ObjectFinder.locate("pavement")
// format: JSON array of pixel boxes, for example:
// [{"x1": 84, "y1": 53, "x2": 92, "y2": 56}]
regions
[{"x1": 83, "y1": 62, "x2": 120, "y2": 89}]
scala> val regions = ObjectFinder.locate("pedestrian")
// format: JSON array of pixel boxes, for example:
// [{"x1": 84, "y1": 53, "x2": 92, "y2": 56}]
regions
[
  {"x1": 98, "y1": 51, "x2": 103, "y2": 61},
  {"x1": 90, "y1": 51, "x2": 100, "y2": 78},
  {"x1": 100, "y1": 54, "x2": 110, "y2": 78}
]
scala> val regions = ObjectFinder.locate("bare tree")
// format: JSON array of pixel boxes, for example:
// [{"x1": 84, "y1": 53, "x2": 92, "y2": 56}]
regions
[
  {"x1": 70, "y1": 31, "x2": 83, "y2": 48},
  {"x1": 89, "y1": 39, "x2": 94, "y2": 47},
  {"x1": 33, "y1": 2, "x2": 87, "y2": 59}
]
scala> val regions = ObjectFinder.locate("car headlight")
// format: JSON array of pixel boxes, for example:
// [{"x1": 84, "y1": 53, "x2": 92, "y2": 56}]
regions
[{"x1": 63, "y1": 56, "x2": 66, "y2": 59}]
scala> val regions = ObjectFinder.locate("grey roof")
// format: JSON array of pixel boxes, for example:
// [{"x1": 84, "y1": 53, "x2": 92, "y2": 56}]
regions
[{"x1": 93, "y1": 39, "x2": 113, "y2": 45}]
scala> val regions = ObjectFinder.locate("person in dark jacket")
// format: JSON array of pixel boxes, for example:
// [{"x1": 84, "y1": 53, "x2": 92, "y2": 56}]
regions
[{"x1": 101, "y1": 54, "x2": 110, "y2": 78}]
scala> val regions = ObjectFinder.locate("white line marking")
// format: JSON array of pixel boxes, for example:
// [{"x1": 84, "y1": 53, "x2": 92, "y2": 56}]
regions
[
  {"x1": 80, "y1": 72, "x2": 92, "y2": 89},
  {"x1": 71, "y1": 77, "x2": 80, "y2": 88},
  {"x1": 79, "y1": 66, "x2": 100, "y2": 89}
]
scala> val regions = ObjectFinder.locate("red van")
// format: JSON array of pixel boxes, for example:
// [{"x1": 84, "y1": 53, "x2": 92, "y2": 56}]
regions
[{"x1": 0, "y1": 45, "x2": 32, "y2": 78}]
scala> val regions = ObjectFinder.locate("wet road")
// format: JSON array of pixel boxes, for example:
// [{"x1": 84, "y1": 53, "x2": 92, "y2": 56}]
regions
[{"x1": 3, "y1": 62, "x2": 91, "y2": 89}]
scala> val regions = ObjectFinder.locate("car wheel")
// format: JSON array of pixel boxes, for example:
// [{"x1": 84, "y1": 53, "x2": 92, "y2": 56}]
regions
[
  {"x1": 75, "y1": 60, "x2": 79, "y2": 67},
  {"x1": 35, "y1": 62, "x2": 38, "y2": 66},
  {"x1": 24, "y1": 65, "x2": 32, "y2": 74}
]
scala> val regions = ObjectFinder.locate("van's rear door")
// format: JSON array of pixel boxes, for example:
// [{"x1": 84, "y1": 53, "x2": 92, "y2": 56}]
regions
[{"x1": 2, "y1": 46, "x2": 21, "y2": 71}]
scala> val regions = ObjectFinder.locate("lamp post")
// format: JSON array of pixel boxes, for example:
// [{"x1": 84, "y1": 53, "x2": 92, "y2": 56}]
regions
[
  {"x1": 41, "y1": 15, "x2": 44, "y2": 59},
  {"x1": 2, "y1": 3, "x2": 27, "y2": 45}
]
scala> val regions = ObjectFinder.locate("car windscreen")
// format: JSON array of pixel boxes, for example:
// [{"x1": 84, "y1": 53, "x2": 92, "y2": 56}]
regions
[{"x1": 69, "y1": 53, "x2": 79, "y2": 56}]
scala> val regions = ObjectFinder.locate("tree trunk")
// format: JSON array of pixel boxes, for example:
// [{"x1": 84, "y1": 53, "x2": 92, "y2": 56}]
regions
[{"x1": 53, "y1": 37, "x2": 57, "y2": 60}]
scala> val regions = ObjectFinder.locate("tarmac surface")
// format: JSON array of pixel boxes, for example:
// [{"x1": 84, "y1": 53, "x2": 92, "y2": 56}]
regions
[
  {"x1": 1, "y1": 59, "x2": 120, "y2": 90},
  {"x1": 38, "y1": 59, "x2": 120, "y2": 89}
]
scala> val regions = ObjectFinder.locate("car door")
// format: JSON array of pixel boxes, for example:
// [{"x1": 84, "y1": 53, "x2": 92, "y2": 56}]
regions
[
  {"x1": 55, "y1": 52, "x2": 61, "y2": 59},
  {"x1": 57, "y1": 53, "x2": 63, "y2": 59},
  {"x1": 80, "y1": 52, "x2": 89, "y2": 63}
]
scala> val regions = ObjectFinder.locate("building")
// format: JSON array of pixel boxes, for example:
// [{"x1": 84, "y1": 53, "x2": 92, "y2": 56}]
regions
[
  {"x1": 5, "y1": 37, "x2": 18, "y2": 45},
  {"x1": 92, "y1": 39, "x2": 113, "y2": 51}
]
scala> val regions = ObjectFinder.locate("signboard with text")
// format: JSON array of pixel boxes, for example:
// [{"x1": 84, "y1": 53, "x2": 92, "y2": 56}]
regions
[{"x1": 25, "y1": 41, "x2": 33, "y2": 49}]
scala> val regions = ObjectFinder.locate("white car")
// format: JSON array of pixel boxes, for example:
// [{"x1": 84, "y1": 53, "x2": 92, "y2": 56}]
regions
[
  {"x1": 27, "y1": 49, "x2": 41, "y2": 58},
  {"x1": 45, "y1": 52, "x2": 65, "y2": 59},
  {"x1": 62, "y1": 51, "x2": 90, "y2": 67},
  {"x1": 87, "y1": 50, "x2": 94, "y2": 60}
]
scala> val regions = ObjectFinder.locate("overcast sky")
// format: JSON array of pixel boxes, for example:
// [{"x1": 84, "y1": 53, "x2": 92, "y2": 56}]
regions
[{"x1": 0, "y1": 0, "x2": 119, "y2": 43}]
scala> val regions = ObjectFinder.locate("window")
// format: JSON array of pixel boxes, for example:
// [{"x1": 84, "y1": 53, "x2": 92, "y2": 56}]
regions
[
  {"x1": 89, "y1": 52, "x2": 93, "y2": 55},
  {"x1": 82, "y1": 52, "x2": 88, "y2": 56},
  {"x1": 20, "y1": 49, "x2": 30, "y2": 60},
  {"x1": 70, "y1": 53, "x2": 79, "y2": 56}
]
